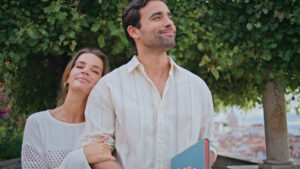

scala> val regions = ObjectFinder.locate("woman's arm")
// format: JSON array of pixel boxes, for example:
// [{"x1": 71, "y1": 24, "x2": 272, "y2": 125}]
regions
[
  {"x1": 55, "y1": 137, "x2": 115, "y2": 169},
  {"x1": 21, "y1": 115, "x2": 48, "y2": 168}
]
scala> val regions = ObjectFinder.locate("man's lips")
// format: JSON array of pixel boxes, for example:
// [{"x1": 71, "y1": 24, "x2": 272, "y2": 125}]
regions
[{"x1": 159, "y1": 29, "x2": 175, "y2": 36}]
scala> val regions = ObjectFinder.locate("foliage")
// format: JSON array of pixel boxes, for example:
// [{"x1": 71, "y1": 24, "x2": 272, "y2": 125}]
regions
[
  {"x1": 168, "y1": 0, "x2": 300, "y2": 110},
  {"x1": 0, "y1": 129, "x2": 23, "y2": 160},
  {"x1": 0, "y1": 0, "x2": 133, "y2": 118},
  {"x1": 0, "y1": 1, "x2": 299, "y2": 157},
  {"x1": 0, "y1": 82, "x2": 10, "y2": 118}
]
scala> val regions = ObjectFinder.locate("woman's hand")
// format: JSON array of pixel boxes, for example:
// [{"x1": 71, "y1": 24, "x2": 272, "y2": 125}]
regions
[{"x1": 83, "y1": 136, "x2": 115, "y2": 164}]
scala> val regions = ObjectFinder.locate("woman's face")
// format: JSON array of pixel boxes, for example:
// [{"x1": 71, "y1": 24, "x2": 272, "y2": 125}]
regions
[{"x1": 66, "y1": 53, "x2": 104, "y2": 95}]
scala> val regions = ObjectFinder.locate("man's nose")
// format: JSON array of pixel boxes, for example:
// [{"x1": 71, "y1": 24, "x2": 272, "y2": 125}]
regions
[{"x1": 164, "y1": 16, "x2": 174, "y2": 28}]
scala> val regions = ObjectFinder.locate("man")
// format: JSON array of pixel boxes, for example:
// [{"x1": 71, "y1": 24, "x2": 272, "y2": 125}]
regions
[{"x1": 83, "y1": 0, "x2": 217, "y2": 168}]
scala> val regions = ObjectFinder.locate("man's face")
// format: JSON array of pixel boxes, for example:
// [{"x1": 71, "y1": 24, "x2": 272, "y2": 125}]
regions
[{"x1": 137, "y1": 0, "x2": 176, "y2": 50}]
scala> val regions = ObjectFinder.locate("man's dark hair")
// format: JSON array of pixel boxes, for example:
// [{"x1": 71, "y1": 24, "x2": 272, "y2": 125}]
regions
[{"x1": 122, "y1": 0, "x2": 166, "y2": 46}]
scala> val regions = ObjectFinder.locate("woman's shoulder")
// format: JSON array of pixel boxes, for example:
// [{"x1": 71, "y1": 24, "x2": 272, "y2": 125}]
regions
[{"x1": 25, "y1": 110, "x2": 50, "y2": 126}]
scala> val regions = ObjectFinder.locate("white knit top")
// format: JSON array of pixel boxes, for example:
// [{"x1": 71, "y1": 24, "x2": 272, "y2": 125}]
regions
[{"x1": 21, "y1": 110, "x2": 90, "y2": 169}]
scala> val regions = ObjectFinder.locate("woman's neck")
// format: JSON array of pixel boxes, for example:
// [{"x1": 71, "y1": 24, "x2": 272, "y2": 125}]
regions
[{"x1": 51, "y1": 92, "x2": 87, "y2": 123}]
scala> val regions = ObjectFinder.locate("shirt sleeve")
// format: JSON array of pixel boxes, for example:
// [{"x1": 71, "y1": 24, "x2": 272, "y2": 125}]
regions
[
  {"x1": 82, "y1": 79, "x2": 116, "y2": 150},
  {"x1": 54, "y1": 148, "x2": 90, "y2": 169},
  {"x1": 199, "y1": 87, "x2": 217, "y2": 159},
  {"x1": 21, "y1": 115, "x2": 48, "y2": 169}
]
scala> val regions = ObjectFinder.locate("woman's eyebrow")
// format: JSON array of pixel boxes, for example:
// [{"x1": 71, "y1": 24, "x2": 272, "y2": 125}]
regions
[{"x1": 92, "y1": 65, "x2": 101, "y2": 70}]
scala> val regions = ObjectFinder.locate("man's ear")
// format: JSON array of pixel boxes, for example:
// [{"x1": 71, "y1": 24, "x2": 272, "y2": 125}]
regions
[{"x1": 127, "y1": 25, "x2": 139, "y2": 40}]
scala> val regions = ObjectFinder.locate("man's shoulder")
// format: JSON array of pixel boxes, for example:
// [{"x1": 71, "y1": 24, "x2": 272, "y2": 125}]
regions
[
  {"x1": 176, "y1": 65, "x2": 206, "y2": 84},
  {"x1": 175, "y1": 65, "x2": 211, "y2": 94},
  {"x1": 101, "y1": 64, "x2": 128, "y2": 81}
]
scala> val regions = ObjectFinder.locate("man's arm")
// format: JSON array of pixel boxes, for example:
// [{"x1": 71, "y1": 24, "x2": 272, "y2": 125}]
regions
[
  {"x1": 199, "y1": 85, "x2": 217, "y2": 166},
  {"x1": 91, "y1": 161, "x2": 122, "y2": 169},
  {"x1": 82, "y1": 79, "x2": 116, "y2": 153}
]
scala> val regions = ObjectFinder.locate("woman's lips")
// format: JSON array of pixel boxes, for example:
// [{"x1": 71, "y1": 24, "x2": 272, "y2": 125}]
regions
[{"x1": 76, "y1": 77, "x2": 90, "y2": 83}]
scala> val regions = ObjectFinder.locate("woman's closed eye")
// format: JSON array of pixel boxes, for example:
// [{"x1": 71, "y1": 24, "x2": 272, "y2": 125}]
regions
[
  {"x1": 76, "y1": 65, "x2": 84, "y2": 69},
  {"x1": 92, "y1": 70, "x2": 100, "y2": 75}
]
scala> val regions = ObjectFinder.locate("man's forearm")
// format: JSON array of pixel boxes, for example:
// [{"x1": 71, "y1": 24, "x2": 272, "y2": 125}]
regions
[{"x1": 92, "y1": 160, "x2": 122, "y2": 169}]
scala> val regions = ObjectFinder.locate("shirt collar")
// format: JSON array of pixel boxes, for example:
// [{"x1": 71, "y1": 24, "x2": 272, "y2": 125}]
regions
[
  {"x1": 127, "y1": 55, "x2": 180, "y2": 75},
  {"x1": 127, "y1": 55, "x2": 141, "y2": 73}
]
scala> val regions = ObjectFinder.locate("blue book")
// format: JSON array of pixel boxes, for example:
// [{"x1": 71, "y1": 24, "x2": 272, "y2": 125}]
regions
[{"x1": 171, "y1": 139, "x2": 210, "y2": 169}]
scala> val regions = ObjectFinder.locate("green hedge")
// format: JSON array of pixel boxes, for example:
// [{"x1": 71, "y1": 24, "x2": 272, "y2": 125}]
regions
[{"x1": 0, "y1": 130, "x2": 22, "y2": 160}]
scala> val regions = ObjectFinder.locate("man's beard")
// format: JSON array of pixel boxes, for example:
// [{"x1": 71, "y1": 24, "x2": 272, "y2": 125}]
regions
[
  {"x1": 158, "y1": 35, "x2": 175, "y2": 50},
  {"x1": 158, "y1": 29, "x2": 176, "y2": 50}
]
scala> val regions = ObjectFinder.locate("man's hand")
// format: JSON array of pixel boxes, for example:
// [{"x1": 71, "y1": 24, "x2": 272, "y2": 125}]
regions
[
  {"x1": 183, "y1": 167, "x2": 196, "y2": 169},
  {"x1": 210, "y1": 151, "x2": 216, "y2": 167},
  {"x1": 158, "y1": 167, "x2": 196, "y2": 169},
  {"x1": 83, "y1": 136, "x2": 115, "y2": 164}
]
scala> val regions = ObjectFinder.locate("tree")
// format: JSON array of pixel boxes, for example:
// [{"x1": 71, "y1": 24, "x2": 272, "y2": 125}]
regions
[
  {"x1": 168, "y1": 0, "x2": 299, "y2": 109},
  {"x1": 167, "y1": 0, "x2": 299, "y2": 166},
  {"x1": 0, "y1": 0, "x2": 133, "y2": 118}
]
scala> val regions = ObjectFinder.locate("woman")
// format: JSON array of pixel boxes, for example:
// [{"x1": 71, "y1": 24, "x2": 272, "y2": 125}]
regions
[{"x1": 21, "y1": 48, "x2": 114, "y2": 169}]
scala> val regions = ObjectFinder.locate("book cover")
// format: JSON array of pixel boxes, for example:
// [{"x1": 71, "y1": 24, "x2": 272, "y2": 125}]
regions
[{"x1": 171, "y1": 138, "x2": 210, "y2": 169}]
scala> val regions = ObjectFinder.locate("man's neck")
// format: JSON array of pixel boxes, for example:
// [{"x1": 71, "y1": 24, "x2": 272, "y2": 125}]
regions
[
  {"x1": 137, "y1": 46, "x2": 170, "y2": 76},
  {"x1": 137, "y1": 47, "x2": 171, "y2": 97}
]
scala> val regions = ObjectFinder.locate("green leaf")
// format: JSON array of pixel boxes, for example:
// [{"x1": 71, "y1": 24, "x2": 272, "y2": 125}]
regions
[
  {"x1": 97, "y1": 34, "x2": 105, "y2": 48},
  {"x1": 262, "y1": 8, "x2": 269, "y2": 14},
  {"x1": 91, "y1": 22, "x2": 101, "y2": 32},
  {"x1": 246, "y1": 23, "x2": 253, "y2": 31},
  {"x1": 269, "y1": 43, "x2": 277, "y2": 49},
  {"x1": 283, "y1": 50, "x2": 292, "y2": 61},
  {"x1": 197, "y1": 43, "x2": 204, "y2": 51},
  {"x1": 199, "y1": 55, "x2": 211, "y2": 67},
  {"x1": 27, "y1": 28, "x2": 38, "y2": 39},
  {"x1": 59, "y1": 35, "x2": 65, "y2": 42},
  {"x1": 212, "y1": 69, "x2": 219, "y2": 80},
  {"x1": 254, "y1": 22, "x2": 261, "y2": 28},
  {"x1": 275, "y1": 34, "x2": 283, "y2": 40},
  {"x1": 68, "y1": 31, "x2": 76, "y2": 39},
  {"x1": 70, "y1": 40, "x2": 77, "y2": 51},
  {"x1": 262, "y1": 50, "x2": 272, "y2": 61}
]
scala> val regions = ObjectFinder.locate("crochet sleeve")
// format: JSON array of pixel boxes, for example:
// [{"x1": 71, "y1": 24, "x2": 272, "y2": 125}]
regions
[
  {"x1": 21, "y1": 115, "x2": 48, "y2": 169},
  {"x1": 54, "y1": 148, "x2": 91, "y2": 169},
  {"x1": 21, "y1": 114, "x2": 91, "y2": 169}
]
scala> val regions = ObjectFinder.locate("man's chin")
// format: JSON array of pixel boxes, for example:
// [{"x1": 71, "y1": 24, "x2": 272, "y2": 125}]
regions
[
  {"x1": 163, "y1": 42, "x2": 175, "y2": 50},
  {"x1": 159, "y1": 39, "x2": 175, "y2": 50}
]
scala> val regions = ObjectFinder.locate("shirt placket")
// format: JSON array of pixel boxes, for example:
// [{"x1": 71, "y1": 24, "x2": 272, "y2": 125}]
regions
[
  {"x1": 138, "y1": 64, "x2": 173, "y2": 169},
  {"x1": 155, "y1": 76, "x2": 172, "y2": 168}
]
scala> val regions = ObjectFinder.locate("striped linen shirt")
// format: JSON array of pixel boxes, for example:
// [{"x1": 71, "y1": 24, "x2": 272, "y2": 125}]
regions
[{"x1": 83, "y1": 56, "x2": 217, "y2": 169}]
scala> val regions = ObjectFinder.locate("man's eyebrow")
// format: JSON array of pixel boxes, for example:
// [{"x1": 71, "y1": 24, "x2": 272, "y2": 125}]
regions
[
  {"x1": 150, "y1": 11, "x2": 172, "y2": 18},
  {"x1": 150, "y1": 11, "x2": 163, "y2": 18}
]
